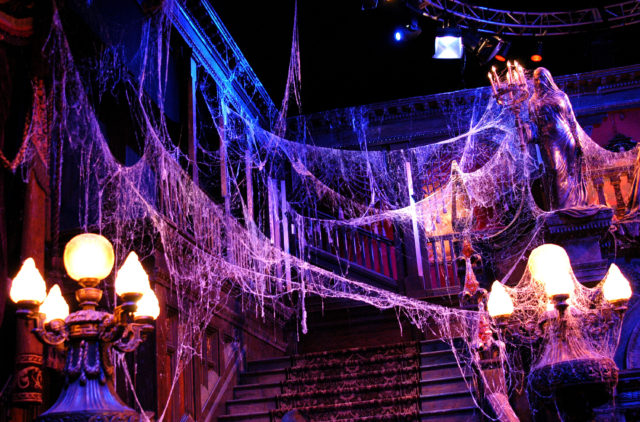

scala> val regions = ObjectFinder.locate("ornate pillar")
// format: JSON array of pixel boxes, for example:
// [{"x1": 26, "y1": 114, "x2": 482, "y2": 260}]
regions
[{"x1": 13, "y1": 305, "x2": 44, "y2": 406}]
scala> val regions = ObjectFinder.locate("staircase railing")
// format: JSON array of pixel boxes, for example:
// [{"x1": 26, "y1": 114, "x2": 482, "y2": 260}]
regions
[
  {"x1": 588, "y1": 164, "x2": 635, "y2": 217},
  {"x1": 305, "y1": 211, "x2": 399, "y2": 283}
]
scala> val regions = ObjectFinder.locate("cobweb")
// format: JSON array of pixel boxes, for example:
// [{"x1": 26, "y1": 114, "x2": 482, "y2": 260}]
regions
[{"x1": 8, "y1": 1, "x2": 637, "y2": 420}]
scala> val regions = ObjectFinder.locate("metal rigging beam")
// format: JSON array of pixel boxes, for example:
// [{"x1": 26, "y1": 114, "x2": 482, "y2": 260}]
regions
[{"x1": 415, "y1": 0, "x2": 640, "y2": 36}]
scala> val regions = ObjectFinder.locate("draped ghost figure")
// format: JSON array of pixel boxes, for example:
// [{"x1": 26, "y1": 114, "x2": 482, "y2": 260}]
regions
[{"x1": 529, "y1": 67, "x2": 588, "y2": 210}]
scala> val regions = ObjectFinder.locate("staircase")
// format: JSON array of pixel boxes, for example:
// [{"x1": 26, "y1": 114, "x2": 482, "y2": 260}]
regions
[{"x1": 218, "y1": 340, "x2": 478, "y2": 421}]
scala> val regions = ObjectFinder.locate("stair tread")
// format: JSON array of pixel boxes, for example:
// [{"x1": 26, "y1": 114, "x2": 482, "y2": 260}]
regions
[
  {"x1": 421, "y1": 390, "x2": 473, "y2": 399},
  {"x1": 273, "y1": 394, "x2": 418, "y2": 414},
  {"x1": 293, "y1": 341, "x2": 418, "y2": 359},
  {"x1": 226, "y1": 396, "x2": 277, "y2": 405},
  {"x1": 283, "y1": 364, "x2": 419, "y2": 385},
  {"x1": 421, "y1": 373, "x2": 472, "y2": 383},
  {"x1": 234, "y1": 381, "x2": 282, "y2": 390},
  {"x1": 420, "y1": 406, "x2": 477, "y2": 415},
  {"x1": 421, "y1": 349, "x2": 456, "y2": 357},
  {"x1": 247, "y1": 356, "x2": 290, "y2": 365},
  {"x1": 289, "y1": 354, "x2": 417, "y2": 372},
  {"x1": 241, "y1": 367, "x2": 286, "y2": 376},
  {"x1": 280, "y1": 379, "x2": 417, "y2": 399},
  {"x1": 421, "y1": 361, "x2": 461, "y2": 369},
  {"x1": 219, "y1": 410, "x2": 270, "y2": 419}
]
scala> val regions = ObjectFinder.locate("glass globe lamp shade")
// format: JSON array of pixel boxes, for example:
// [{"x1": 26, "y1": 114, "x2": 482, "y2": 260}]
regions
[
  {"x1": 134, "y1": 287, "x2": 160, "y2": 320},
  {"x1": 528, "y1": 244, "x2": 574, "y2": 298},
  {"x1": 115, "y1": 252, "x2": 151, "y2": 297},
  {"x1": 40, "y1": 285, "x2": 70, "y2": 323},
  {"x1": 487, "y1": 280, "x2": 514, "y2": 318},
  {"x1": 10, "y1": 258, "x2": 47, "y2": 305},
  {"x1": 63, "y1": 233, "x2": 115, "y2": 282},
  {"x1": 602, "y1": 263, "x2": 632, "y2": 303}
]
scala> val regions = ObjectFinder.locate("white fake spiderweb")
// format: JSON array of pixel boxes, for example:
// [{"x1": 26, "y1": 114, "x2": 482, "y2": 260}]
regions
[{"x1": 9, "y1": 2, "x2": 638, "y2": 420}]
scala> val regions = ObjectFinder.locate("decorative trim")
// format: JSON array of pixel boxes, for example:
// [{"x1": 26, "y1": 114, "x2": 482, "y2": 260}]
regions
[
  {"x1": 170, "y1": 0, "x2": 278, "y2": 128},
  {"x1": 291, "y1": 64, "x2": 640, "y2": 147}
]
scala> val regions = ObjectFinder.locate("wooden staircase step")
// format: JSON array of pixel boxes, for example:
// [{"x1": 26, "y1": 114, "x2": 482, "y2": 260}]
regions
[
  {"x1": 226, "y1": 396, "x2": 277, "y2": 415},
  {"x1": 420, "y1": 375, "x2": 472, "y2": 396},
  {"x1": 420, "y1": 391, "x2": 476, "y2": 412},
  {"x1": 334, "y1": 411, "x2": 419, "y2": 421},
  {"x1": 239, "y1": 368, "x2": 286, "y2": 385},
  {"x1": 247, "y1": 356, "x2": 292, "y2": 372},
  {"x1": 419, "y1": 406, "x2": 478, "y2": 421},
  {"x1": 420, "y1": 361, "x2": 470, "y2": 380},
  {"x1": 233, "y1": 382, "x2": 282, "y2": 400},
  {"x1": 277, "y1": 379, "x2": 418, "y2": 408},
  {"x1": 288, "y1": 352, "x2": 418, "y2": 376},
  {"x1": 218, "y1": 410, "x2": 271, "y2": 422},
  {"x1": 295, "y1": 341, "x2": 418, "y2": 361},
  {"x1": 272, "y1": 395, "x2": 419, "y2": 420},
  {"x1": 283, "y1": 365, "x2": 419, "y2": 392},
  {"x1": 419, "y1": 338, "x2": 466, "y2": 353},
  {"x1": 419, "y1": 349, "x2": 458, "y2": 366}
]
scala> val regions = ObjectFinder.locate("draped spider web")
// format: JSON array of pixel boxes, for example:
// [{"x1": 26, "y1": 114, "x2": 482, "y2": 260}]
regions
[{"x1": 8, "y1": 2, "x2": 637, "y2": 420}]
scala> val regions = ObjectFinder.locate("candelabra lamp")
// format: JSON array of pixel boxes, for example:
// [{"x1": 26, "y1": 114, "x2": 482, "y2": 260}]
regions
[
  {"x1": 9, "y1": 233, "x2": 160, "y2": 421},
  {"x1": 486, "y1": 244, "x2": 632, "y2": 422},
  {"x1": 488, "y1": 61, "x2": 533, "y2": 204},
  {"x1": 487, "y1": 61, "x2": 529, "y2": 109}
]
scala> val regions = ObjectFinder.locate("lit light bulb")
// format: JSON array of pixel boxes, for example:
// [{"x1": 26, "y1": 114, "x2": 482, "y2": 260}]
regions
[
  {"x1": 10, "y1": 258, "x2": 47, "y2": 305},
  {"x1": 135, "y1": 287, "x2": 160, "y2": 320},
  {"x1": 115, "y1": 252, "x2": 150, "y2": 297},
  {"x1": 528, "y1": 244, "x2": 574, "y2": 298},
  {"x1": 63, "y1": 233, "x2": 115, "y2": 282},
  {"x1": 602, "y1": 264, "x2": 632, "y2": 303},
  {"x1": 487, "y1": 280, "x2": 514, "y2": 318},
  {"x1": 40, "y1": 285, "x2": 70, "y2": 323}
]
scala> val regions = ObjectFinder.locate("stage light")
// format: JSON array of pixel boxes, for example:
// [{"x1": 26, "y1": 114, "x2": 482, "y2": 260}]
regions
[
  {"x1": 434, "y1": 27, "x2": 462, "y2": 59},
  {"x1": 461, "y1": 30, "x2": 508, "y2": 64},
  {"x1": 531, "y1": 41, "x2": 543, "y2": 62},
  {"x1": 486, "y1": 37, "x2": 509, "y2": 63},
  {"x1": 393, "y1": 19, "x2": 421, "y2": 43}
]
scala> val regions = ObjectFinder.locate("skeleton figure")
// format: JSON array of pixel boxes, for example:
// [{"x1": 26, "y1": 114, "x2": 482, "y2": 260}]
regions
[{"x1": 529, "y1": 67, "x2": 588, "y2": 210}]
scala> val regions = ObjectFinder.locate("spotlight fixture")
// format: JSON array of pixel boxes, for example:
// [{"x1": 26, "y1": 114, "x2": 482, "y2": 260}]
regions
[
  {"x1": 461, "y1": 30, "x2": 508, "y2": 64},
  {"x1": 393, "y1": 18, "x2": 422, "y2": 42},
  {"x1": 434, "y1": 27, "x2": 463, "y2": 59},
  {"x1": 531, "y1": 41, "x2": 543, "y2": 62},
  {"x1": 482, "y1": 36, "x2": 508, "y2": 64}
]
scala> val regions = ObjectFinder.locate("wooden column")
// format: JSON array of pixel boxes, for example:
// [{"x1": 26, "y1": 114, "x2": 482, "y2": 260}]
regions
[{"x1": 187, "y1": 54, "x2": 199, "y2": 185}]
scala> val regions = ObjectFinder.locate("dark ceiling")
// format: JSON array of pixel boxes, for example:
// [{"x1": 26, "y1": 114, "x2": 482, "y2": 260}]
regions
[{"x1": 211, "y1": 0, "x2": 640, "y2": 114}]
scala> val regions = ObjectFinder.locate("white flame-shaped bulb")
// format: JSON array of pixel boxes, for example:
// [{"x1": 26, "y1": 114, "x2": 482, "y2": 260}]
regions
[
  {"x1": 40, "y1": 285, "x2": 70, "y2": 323},
  {"x1": 115, "y1": 252, "x2": 150, "y2": 297},
  {"x1": 602, "y1": 264, "x2": 632, "y2": 303},
  {"x1": 10, "y1": 258, "x2": 47, "y2": 304},
  {"x1": 135, "y1": 287, "x2": 160, "y2": 320},
  {"x1": 487, "y1": 280, "x2": 514, "y2": 318}
]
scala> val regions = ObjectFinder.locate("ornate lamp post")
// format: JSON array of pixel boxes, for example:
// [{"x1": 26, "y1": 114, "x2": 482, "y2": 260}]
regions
[
  {"x1": 486, "y1": 244, "x2": 633, "y2": 421},
  {"x1": 9, "y1": 233, "x2": 160, "y2": 421}
]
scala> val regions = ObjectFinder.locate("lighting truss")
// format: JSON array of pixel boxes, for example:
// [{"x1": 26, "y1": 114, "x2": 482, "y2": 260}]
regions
[{"x1": 415, "y1": 0, "x2": 640, "y2": 36}]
